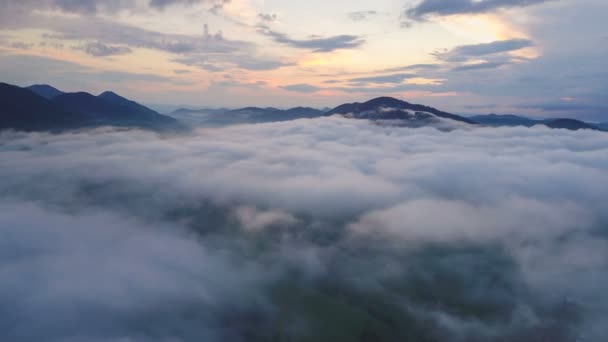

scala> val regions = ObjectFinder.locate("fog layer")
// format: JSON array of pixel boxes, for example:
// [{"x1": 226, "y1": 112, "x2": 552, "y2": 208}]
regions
[{"x1": 1, "y1": 118, "x2": 607, "y2": 341}]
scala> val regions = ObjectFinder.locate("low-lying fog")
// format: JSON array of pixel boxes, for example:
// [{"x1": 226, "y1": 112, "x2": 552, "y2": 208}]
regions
[{"x1": 1, "y1": 117, "x2": 607, "y2": 341}]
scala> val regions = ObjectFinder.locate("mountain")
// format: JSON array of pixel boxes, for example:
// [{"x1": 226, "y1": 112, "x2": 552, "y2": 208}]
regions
[
  {"x1": 231, "y1": 107, "x2": 281, "y2": 114},
  {"x1": 224, "y1": 106, "x2": 325, "y2": 124},
  {"x1": 50, "y1": 91, "x2": 179, "y2": 130},
  {"x1": 167, "y1": 108, "x2": 230, "y2": 126},
  {"x1": 470, "y1": 114, "x2": 604, "y2": 131},
  {"x1": 326, "y1": 97, "x2": 477, "y2": 126},
  {"x1": 0, "y1": 82, "x2": 84, "y2": 131},
  {"x1": 596, "y1": 122, "x2": 608, "y2": 130},
  {"x1": 542, "y1": 118, "x2": 601, "y2": 131},
  {"x1": 0, "y1": 82, "x2": 180, "y2": 132},
  {"x1": 229, "y1": 106, "x2": 324, "y2": 122},
  {"x1": 167, "y1": 106, "x2": 325, "y2": 126},
  {"x1": 469, "y1": 114, "x2": 537, "y2": 127},
  {"x1": 26, "y1": 84, "x2": 64, "y2": 99},
  {"x1": 282, "y1": 107, "x2": 326, "y2": 118}
]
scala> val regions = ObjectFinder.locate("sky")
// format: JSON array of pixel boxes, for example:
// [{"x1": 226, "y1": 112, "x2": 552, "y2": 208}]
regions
[{"x1": 0, "y1": 0, "x2": 606, "y2": 119}]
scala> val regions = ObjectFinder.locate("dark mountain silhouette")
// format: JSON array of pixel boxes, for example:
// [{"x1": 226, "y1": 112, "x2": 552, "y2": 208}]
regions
[
  {"x1": 168, "y1": 106, "x2": 324, "y2": 126},
  {"x1": 229, "y1": 106, "x2": 324, "y2": 121},
  {"x1": 326, "y1": 97, "x2": 477, "y2": 125},
  {"x1": 469, "y1": 114, "x2": 537, "y2": 127},
  {"x1": 0, "y1": 83, "x2": 84, "y2": 131},
  {"x1": 26, "y1": 84, "x2": 64, "y2": 99},
  {"x1": 0, "y1": 82, "x2": 180, "y2": 132},
  {"x1": 282, "y1": 107, "x2": 326, "y2": 118},
  {"x1": 230, "y1": 107, "x2": 281, "y2": 114},
  {"x1": 542, "y1": 118, "x2": 601, "y2": 131},
  {"x1": 50, "y1": 91, "x2": 179, "y2": 129},
  {"x1": 470, "y1": 114, "x2": 604, "y2": 131},
  {"x1": 170, "y1": 107, "x2": 228, "y2": 115},
  {"x1": 598, "y1": 122, "x2": 608, "y2": 130}
]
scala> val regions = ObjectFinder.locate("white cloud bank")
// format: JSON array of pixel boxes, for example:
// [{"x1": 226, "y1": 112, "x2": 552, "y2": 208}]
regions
[{"x1": 0, "y1": 118, "x2": 607, "y2": 341}]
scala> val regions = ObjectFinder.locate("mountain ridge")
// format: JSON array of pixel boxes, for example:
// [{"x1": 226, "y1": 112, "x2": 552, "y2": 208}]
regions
[
  {"x1": 326, "y1": 97, "x2": 478, "y2": 125},
  {"x1": 0, "y1": 82, "x2": 180, "y2": 132},
  {"x1": 470, "y1": 114, "x2": 604, "y2": 131},
  {"x1": 26, "y1": 84, "x2": 64, "y2": 99}
]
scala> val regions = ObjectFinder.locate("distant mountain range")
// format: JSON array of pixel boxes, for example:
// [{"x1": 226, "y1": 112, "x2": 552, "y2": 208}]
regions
[
  {"x1": 469, "y1": 114, "x2": 605, "y2": 131},
  {"x1": 0, "y1": 82, "x2": 180, "y2": 132},
  {"x1": 167, "y1": 97, "x2": 477, "y2": 129},
  {"x1": 168, "y1": 106, "x2": 325, "y2": 126},
  {"x1": 1, "y1": 82, "x2": 605, "y2": 132}
]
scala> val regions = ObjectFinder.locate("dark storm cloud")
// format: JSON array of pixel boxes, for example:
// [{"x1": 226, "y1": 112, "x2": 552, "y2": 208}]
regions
[
  {"x1": 402, "y1": 0, "x2": 556, "y2": 22},
  {"x1": 257, "y1": 26, "x2": 366, "y2": 52},
  {"x1": 0, "y1": 120, "x2": 607, "y2": 341}
]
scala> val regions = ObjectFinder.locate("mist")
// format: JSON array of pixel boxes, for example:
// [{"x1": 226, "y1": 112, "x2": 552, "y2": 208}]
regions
[{"x1": 1, "y1": 118, "x2": 607, "y2": 341}]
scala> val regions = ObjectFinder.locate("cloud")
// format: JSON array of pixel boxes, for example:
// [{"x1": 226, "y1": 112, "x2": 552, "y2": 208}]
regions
[
  {"x1": 8, "y1": 41, "x2": 35, "y2": 50},
  {"x1": 2, "y1": 6, "x2": 302, "y2": 76},
  {"x1": 0, "y1": 0, "x2": 136, "y2": 16},
  {"x1": 347, "y1": 10, "x2": 378, "y2": 21},
  {"x1": 0, "y1": 0, "x2": 227, "y2": 16},
  {"x1": 257, "y1": 13, "x2": 277, "y2": 23},
  {"x1": 12, "y1": 14, "x2": 274, "y2": 71},
  {"x1": 257, "y1": 26, "x2": 366, "y2": 52},
  {"x1": 77, "y1": 41, "x2": 132, "y2": 56},
  {"x1": 173, "y1": 69, "x2": 191, "y2": 74},
  {"x1": 0, "y1": 201, "x2": 269, "y2": 342},
  {"x1": 0, "y1": 4, "x2": 259, "y2": 71},
  {"x1": 280, "y1": 83, "x2": 321, "y2": 93},
  {"x1": 451, "y1": 61, "x2": 507, "y2": 72},
  {"x1": 349, "y1": 73, "x2": 415, "y2": 84},
  {"x1": 1, "y1": 119, "x2": 608, "y2": 341},
  {"x1": 403, "y1": 0, "x2": 556, "y2": 23},
  {"x1": 173, "y1": 53, "x2": 292, "y2": 72},
  {"x1": 380, "y1": 63, "x2": 442, "y2": 73},
  {"x1": 149, "y1": 0, "x2": 202, "y2": 9},
  {"x1": 0, "y1": 54, "x2": 172, "y2": 91},
  {"x1": 349, "y1": 198, "x2": 591, "y2": 243},
  {"x1": 434, "y1": 39, "x2": 534, "y2": 62},
  {"x1": 233, "y1": 206, "x2": 298, "y2": 232},
  {"x1": 516, "y1": 102, "x2": 608, "y2": 113},
  {"x1": 49, "y1": 19, "x2": 242, "y2": 54}
]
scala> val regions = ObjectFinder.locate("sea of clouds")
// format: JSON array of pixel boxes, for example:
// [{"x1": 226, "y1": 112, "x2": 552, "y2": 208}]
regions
[{"x1": 1, "y1": 117, "x2": 607, "y2": 341}]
